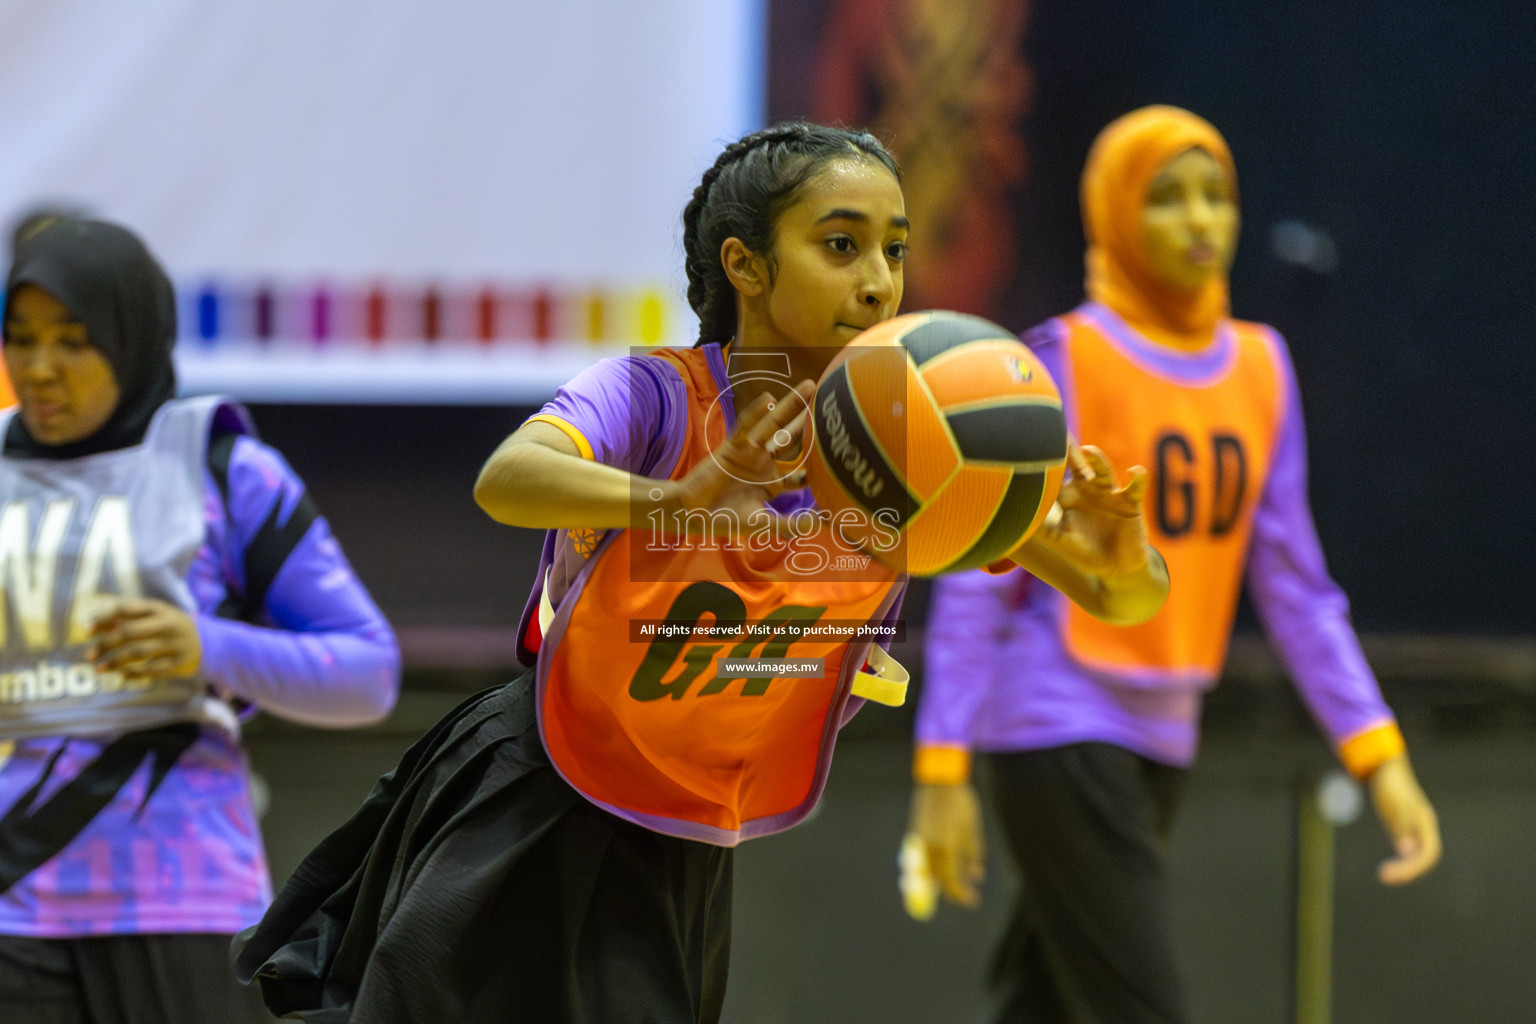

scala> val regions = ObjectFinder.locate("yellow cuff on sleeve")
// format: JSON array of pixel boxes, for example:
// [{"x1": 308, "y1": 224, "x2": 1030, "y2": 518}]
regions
[
  {"x1": 1339, "y1": 720, "x2": 1406, "y2": 780},
  {"x1": 913, "y1": 745, "x2": 972, "y2": 785},
  {"x1": 525, "y1": 414, "x2": 595, "y2": 461}
]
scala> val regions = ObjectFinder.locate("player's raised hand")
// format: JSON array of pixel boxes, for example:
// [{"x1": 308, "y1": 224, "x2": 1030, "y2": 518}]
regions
[
  {"x1": 1045, "y1": 442, "x2": 1154, "y2": 580},
  {"x1": 1008, "y1": 441, "x2": 1168, "y2": 625},
  {"x1": 671, "y1": 379, "x2": 814, "y2": 522}
]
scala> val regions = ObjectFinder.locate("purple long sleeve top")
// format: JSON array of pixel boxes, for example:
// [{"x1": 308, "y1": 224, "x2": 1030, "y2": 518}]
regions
[{"x1": 0, "y1": 434, "x2": 399, "y2": 937}]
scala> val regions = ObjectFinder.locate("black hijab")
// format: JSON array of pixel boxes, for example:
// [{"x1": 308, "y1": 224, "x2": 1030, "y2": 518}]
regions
[{"x1": 3, "y1": 217, "x2": 178, "y2": 459}]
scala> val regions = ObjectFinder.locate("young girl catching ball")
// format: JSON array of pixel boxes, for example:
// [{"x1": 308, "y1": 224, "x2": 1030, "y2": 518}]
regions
[{"x1": 236, "y1": 122, "x2": 1168, "y2": 1024}]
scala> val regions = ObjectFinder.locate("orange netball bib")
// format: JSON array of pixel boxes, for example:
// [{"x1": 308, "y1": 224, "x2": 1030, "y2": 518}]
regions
[
  {"x1": 537, "y1": 347, "x2": 902, "y2": 846},
  {"x1": 1058, "y1": 309, "x2": 1286, "y2": 683}
]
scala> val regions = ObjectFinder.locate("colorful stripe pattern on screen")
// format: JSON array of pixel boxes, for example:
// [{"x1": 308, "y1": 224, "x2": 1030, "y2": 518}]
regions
[{"x1": 180, "y1": 279, "x2": 673, "y2": 346}]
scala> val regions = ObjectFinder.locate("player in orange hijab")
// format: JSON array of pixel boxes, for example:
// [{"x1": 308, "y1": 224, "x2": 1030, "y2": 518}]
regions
[{"x1": 908, "y1": 106, "x2": 1441, "y2": 1023}]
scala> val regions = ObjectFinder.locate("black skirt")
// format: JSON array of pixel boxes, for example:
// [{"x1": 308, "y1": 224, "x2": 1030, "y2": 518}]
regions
[{"x1": 232, "y1": 670, "x2": 734, "y2": 1024}]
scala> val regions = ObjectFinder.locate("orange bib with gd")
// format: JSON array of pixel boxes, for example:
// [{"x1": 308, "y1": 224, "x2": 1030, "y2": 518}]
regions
[{"x1": 1057, "y1": 311, "x2": 1287, "y2": 683}]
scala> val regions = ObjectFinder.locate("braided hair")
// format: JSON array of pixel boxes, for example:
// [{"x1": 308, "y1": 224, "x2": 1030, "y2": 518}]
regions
[{"x1": 681, "y1": 122, "x2": 900, "y2": 347}]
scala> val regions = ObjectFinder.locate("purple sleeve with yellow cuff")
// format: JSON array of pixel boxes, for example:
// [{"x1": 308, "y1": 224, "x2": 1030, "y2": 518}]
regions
[
  {"x1": 512, "y1": 353, "x2": 693, "y2": 665},
  {"x1": 1246, "y1": 344, "x2": 1403, "y2": 779},
  {"x1": 527, "y1": 355, "x2": 687, "y2": 473}
]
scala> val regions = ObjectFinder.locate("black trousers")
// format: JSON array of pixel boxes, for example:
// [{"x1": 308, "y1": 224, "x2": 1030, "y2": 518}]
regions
[
  {"x1": 987, "y1": 743, "x2": 1188, "y2": 1024},
  {"x1": 233, "y1": 670, "x2": 734, "y2": 1024},
  {"x1": 0, "y1": 932, "x2": 274, "y2": 1024}
]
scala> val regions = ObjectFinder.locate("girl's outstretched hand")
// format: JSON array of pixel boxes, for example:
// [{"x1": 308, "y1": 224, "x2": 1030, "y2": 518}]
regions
[
  {"x1": 1009, "y1": 442, "x2": 1168, "y2": 625},
  {"x1": 1042, "y1": 443, "x2": 1155, "y2": 581}
]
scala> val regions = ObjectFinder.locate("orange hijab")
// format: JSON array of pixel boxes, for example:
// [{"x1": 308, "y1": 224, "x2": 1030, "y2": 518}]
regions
[{"x1": 1081, "y1": 105, "x2": 1238, "y2": 350}]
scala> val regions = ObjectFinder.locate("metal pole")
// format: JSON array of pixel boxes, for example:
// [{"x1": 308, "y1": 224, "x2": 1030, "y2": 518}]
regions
[{"x1": 1295, "y1": 778, "x2": 1333, "y2": 1024}]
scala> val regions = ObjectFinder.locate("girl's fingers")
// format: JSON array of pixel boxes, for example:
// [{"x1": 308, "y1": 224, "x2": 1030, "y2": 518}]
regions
[
  {"x1": 1080, "y1": 445, "x2": 1115, "y2": 487},
  {"x1": 90, "y1": 599, "x2": 165, "y2": 636},
  {"x1": 138, "y1": 654, "x2": 188, "y2": 678},
  {"x1": 1379, "y1": 834, "x2": 1436, "y2": 886},
  {"x1": 1119, "y1": 466, "x2": 1148, "y2": 505},
  {"x1": 739, "y1": 391, "x2": 781, "y2": 444},
  {"x1": 90, "y1": 619, "x2": 176, "y2": 657},
  {"x1": 707, "y1": 380, "x2": 817, "y2": 498},
  {"x1": 774, "y1": 408, "x2": 809, "y2": 455},
  {"x1": 1066, "y1": 443, "x2": 1095, "y2": 482},
  {"x1": 1055, "y1": 473, "x2": 1088, "y2": 510},
  {"x1": 734, "y1": 390, "x2": 777, "y2": 437},
  {"x1": 745, "y1": 380, "x2": 815, "y2": 446},
  {"x1": 94, "y1": 640, "x2": 168, "y2": 672},
  {"x1": 113, "y1": 617, "x2": 174, "y2": 642}
]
